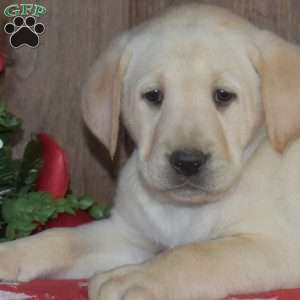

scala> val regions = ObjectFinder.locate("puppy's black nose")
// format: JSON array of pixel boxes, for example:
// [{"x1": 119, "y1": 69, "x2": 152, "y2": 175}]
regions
[{"x1": 169, "y1": 150, "x2": 209, "y2": 177}]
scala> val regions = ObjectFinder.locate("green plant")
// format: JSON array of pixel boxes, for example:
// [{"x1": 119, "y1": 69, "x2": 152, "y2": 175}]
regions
[{"x1": 0, "y1": 104, "x2": 111, "y2": 241}]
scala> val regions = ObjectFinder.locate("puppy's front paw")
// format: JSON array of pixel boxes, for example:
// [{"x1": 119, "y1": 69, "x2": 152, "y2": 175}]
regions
[
  {"x1": 0, "y1": 243, "x2": 39, "y2": 282},
  {"x1": 89, "y1": 264, "x2": 166, "y2": 300},
  {"x1": 0, "y1": 244, "x2": 20, "y2": 281}
]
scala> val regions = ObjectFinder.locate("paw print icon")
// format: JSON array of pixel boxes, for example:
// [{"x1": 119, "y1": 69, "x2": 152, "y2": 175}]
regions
[{"x1": 4, "y1": 16, "x2": 45, "y2": 48}]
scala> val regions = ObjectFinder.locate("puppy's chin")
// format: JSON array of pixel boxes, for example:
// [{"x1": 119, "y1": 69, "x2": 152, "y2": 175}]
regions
[
  {"x1": 165, "y1": 188, "x2": 210, "y2": 204},
  {"x1": 163, "y1": 186, "x2": 224, "y2": 205}
]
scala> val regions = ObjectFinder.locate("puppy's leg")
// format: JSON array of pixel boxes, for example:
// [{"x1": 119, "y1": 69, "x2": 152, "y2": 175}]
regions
[
  {"x1": 0, "y1": 213, "x2": 155, "y2": 281},
  {"x1": 89, "y1": 234, "x2": 299, "y2": 300}
]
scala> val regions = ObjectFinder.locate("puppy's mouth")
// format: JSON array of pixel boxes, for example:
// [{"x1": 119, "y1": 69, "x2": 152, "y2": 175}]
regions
[
  {"x1": 165, "y1": 181, "x2": 208, "y2": 192},
  {"x1": 163, "y1": 178, "x2": 229, "y2": 204},
  {"x1": 164, "y1": 179, "x2": 214, "y2": 198},
  {"x1": 164, "y1": 184, "x2": 211, "y2": 204}
]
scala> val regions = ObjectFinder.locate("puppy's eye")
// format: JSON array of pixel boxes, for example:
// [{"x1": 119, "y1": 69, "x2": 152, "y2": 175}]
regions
[
  {"x1": 213, "y1": 89, "x2": 236, "y2": 107},
  {"x1": 142, "y1": 89, "x2": 163, "y2": 106}
]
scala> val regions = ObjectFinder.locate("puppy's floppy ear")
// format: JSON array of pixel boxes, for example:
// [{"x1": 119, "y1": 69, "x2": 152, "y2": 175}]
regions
[
  {"x1": 81, "y1": 33, "x2": 130, "y2": 158},
  {"x1": 254, "y1": 31, "x2": 300, "y2": 153}
]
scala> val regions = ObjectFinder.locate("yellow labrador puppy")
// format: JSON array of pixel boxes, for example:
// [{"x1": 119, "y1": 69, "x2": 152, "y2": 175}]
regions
[{"x1": 1, "y1": 4, "x2": 300, "y2": 300}]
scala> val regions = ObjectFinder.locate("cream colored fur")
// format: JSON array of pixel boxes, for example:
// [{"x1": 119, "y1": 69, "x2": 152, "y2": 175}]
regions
[{"x1": 1, "y1": 4, "x2": 300, "y2": 300}]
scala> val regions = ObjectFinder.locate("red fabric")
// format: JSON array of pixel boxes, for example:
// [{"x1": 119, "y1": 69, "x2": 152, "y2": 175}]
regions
[
  {"x1": 226, "y1": 288, "x2": 300, "y2": 299},
  {"x1": 44, "y1": 211, "x2": 93, "y2": 229},
  {"x1": 0, "y1": 280, "x2": 299, "y2": 300},
  {"x1": 0, "y1": 280, "x2": 88, "y2": 300}
]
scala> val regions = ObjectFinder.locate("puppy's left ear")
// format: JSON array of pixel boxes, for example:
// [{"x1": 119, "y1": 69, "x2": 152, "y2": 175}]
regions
[{"x1": 254, "y1": 31, "x2": 300, "y2": 153}]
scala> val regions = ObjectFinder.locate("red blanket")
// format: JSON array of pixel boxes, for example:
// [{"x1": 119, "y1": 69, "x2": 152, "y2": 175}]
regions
[{"x1": 0, "y1": 280, "x2": 299, "y2": 300}]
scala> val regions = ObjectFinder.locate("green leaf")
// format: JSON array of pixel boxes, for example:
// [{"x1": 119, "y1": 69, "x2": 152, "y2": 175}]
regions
[
  {"x1": 15, "y1": 138, "x2": 43, "y2": 193},
  {"x1": 55, "y1": 198, "x2": 75, "y2": 214},
  {"x1": 0, "y1": 104, "x2": 21, "y2": 133},
  {"x1": 5, "y1": 221, "x2": 37, "y2": 240},
  {"x1": 88, "y1": 204, "x2": 111, "y2": 220},
  {"x1": 1, "y1": 192, "x2": 57, "y2": 240},
  {"x1": 66, "y1": 194, "x2": 80, "y2": 210},
  {"x1": 78, "y1": 195, "x2": 94, "y2": 210},
  {"x1": 0, "y1": 188, "x2": 109, "y2": 241},
  {"x1": 2, "y1": 192, "x2": 54, "y2": 223},
  {"x1": 0, "y1": 147, "x2": 19, "y2": 191}
]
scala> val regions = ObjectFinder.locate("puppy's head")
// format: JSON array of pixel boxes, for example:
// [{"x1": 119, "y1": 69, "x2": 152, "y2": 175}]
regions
[{"x1": 82, "y1": 4, "x2": 300, "y2": 204}]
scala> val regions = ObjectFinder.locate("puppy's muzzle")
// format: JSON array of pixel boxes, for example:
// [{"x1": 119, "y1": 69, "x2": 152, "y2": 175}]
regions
[{"x1": 169, "y1": 149, "x2": 210, "y2": 177}]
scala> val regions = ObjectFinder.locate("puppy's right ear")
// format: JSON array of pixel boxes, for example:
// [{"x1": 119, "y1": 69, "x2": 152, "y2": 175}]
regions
[{"x1": 81, "y1": 33, "x2": 130, "y2": 158}]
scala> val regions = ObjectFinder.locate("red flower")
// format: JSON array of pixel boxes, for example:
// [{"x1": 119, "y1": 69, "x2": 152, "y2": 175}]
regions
[
  {"x1": 34, "y1": 133, "x2": 94, "y2": 230},
  {"x1": 36, "y1": 133, "x2": 69, "y2": 199}
]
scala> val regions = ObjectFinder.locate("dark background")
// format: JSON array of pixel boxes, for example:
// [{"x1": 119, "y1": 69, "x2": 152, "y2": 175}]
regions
[{"x1": 1, "y1": 0, "x2": 299, "y2": 202}]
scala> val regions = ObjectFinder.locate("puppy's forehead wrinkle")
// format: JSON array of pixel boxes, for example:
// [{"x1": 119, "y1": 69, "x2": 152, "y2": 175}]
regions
[{"x1": 130, "y1": 33, "x2": 253, "y2": 91}]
